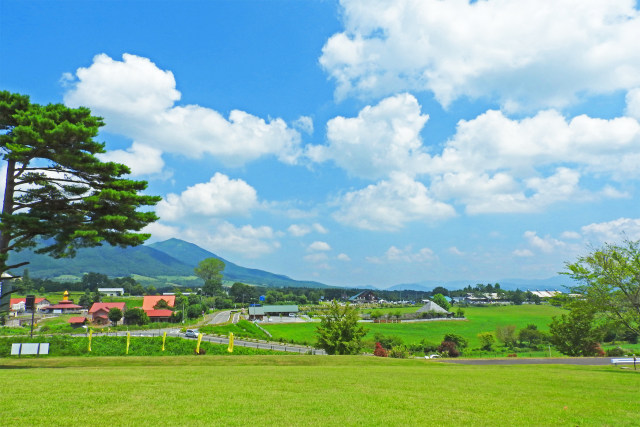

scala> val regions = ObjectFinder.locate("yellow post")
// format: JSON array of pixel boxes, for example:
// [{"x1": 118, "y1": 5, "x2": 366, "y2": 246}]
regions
[
  {"x1": 126, "y1": 332, "x2": 130, "y2": 355},
  {"x1": 196, "y1": 333, "x2": 203, "y2": 354},
  {"x1": 228, "y1": 332, "x2": 234, "y2": 353},
  {"x1": 162, "y1": 331, "x2": 167, "y2": 352},
  {"x1": 88, "y1": 329, "x2": 92, "y2": 352}
]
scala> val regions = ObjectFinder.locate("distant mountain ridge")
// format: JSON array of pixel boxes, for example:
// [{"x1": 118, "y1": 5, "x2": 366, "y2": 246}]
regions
[
  {"x1": 8, "y1": 238, "x2": 330, "y2": 288},
  {"x1": 386, "y1": 275, "x2": 573, "y2": 292}
]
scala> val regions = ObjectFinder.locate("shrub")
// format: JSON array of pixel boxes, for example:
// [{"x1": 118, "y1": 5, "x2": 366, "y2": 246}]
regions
[
  {"x1": 419, "y1": 338, "x2": 439, "y2": 353},
  {"x1": 507, "y1": 353, "x2": 517, "y2": 357},
  {"x1": 443, "y1": 333, "x2": 468, "y2": 350},
  {"x1": 588, "y1": 342, "x2": 605, "y2": 357},
  {"x1": 374, "y1": 333, "x2": 403, "y2": 350},
  {"x1": 477, "y1": 332, "x2": 495, "y2": 351},
  {"x1": 455, "y1": 308, "x2": 465, "y2": 318},
  {"x1": 437, "y1": 341, "x2": 460, "y2": 358},
  {"x1": 373, "y1": 342, "x2": 388, "y2": 357},
  {"x1": 388, "y1": 345, "x2": 410, "y2": 359},
  {"x1": 605, "y1": 346, "x2": 628, "y2": 357},
  {"x1": 495, "y1": 325, "x2": 517, "y2": 347}
]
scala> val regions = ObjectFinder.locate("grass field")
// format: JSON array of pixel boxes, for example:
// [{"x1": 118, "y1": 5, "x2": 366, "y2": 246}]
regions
[
  {"x1": 265, "y1": 304, "x2": 566, "y2": 349},
  {"x1": 0, "y1": 355, "x2": 637, "y2": 426}
]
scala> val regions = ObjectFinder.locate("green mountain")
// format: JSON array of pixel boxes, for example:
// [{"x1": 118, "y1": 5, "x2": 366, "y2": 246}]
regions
[
  {"x1": 148, "y1": 238, "x2": 329, "y2": 288},
  {"x1": 8, "y1": 238, "x2": 330, "y2": 288}
]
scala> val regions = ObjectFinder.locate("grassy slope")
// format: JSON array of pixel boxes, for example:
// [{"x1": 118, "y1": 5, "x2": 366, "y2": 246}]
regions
[
  {"x1": 264, "y1": 305, "x2": 566, "y2": 347},
  {"x1": 1, "y1": 356, "x2": 637, "y2": 426}
]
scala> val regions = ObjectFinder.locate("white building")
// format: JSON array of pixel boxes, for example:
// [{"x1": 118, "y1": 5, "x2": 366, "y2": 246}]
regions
[{"x1": 97, "y1": 288, "x2": 125, "y2": 296}]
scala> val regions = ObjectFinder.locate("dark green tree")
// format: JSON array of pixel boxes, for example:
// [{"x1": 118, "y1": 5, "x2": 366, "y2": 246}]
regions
[
  {"x1": 549, "y1": 304, "x2": 602, "y2": 356},
  {"x1": 0, "y1": 91, "x2": 160, "y2": 288},
  {"x1": 124, "y1": 307, "x2": 149, "y2": 326},
  {"x1": 78, "y1": 291, "x2": 92, "y2": 309},
  {"x1": 316, "y1": 300, "x2": 367, "y2": 355},
  {"x1": 81, "y1": 272, "x2": 110, "y2": 291},
  {"x1": 194, "y1": 258, "x2": 225, "y2": 296},
  {"x1": 108, "y1": 307, "x2": 122, "y2": 326}
]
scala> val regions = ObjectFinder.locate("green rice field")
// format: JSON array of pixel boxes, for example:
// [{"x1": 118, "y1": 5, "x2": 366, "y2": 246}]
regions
[{"x1": 1, "y1": 355, "x2": 637, "y2": 426}]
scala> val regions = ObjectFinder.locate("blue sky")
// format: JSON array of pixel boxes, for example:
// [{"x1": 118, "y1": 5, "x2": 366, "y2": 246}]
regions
[{"x1": 2, "y1": 0, "x2": 640, "y2": 288}]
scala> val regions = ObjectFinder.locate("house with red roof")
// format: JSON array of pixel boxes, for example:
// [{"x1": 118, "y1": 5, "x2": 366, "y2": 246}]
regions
[
  {"x1": 142, "y1": 295, "x2": 176, "y2": 311},
  {"x1": 142, "y1": 295, "x2": 176, "y2": 322},
  {"x1": 10, "y1": 297, "x2": 51, "y2": 312},
  {"x1": 68, "y1": 317, "x2": 88, "y2": 328},
  {"x1": 89, "y1": 302, "x2": 126, "y2": 325}
]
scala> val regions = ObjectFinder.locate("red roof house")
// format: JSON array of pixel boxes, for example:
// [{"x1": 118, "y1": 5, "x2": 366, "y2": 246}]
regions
[
  {"x1": 142, "y1": 295, "x2": 175, "y2": 311},
  {"x1": 89, "y1": 302, "x2": 126, "y2": 324},
  {"x1": 68, "y1": 317, "x2": 88, "y2": 327},
  {"x1": 146, "y1": 309, "x2": 174, "y2": 322}
]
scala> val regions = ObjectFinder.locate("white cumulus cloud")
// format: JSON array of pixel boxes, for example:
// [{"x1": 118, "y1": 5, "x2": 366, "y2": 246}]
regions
[
  {"x1": 581, "y1": 217, "x2": 640, "y2": 243},
  {"x1": 307, "y1": 93, "x2": 430, "y2": 179},
  {"x1": 64, "y1": 53, "x2": 302, "y2": 168},
  {"x1": 157, "y1": 173, "x2": 257, "y2": 221},
  {"x1": 321, "y1": 0, "x2": 640, "y2": 110},
  {"x1": 308, "y1": 241, "x2": 331, "y2": 252},
  {"x1": 334, "y1": 173, "x2": 456, "y2": 231},
  {"x1": 523, "y1": 231, "x2": 566, "y2": 253}
]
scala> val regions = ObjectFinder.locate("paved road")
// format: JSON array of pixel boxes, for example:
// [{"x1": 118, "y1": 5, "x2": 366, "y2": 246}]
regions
[
  {"x1": 207, "y1": 310, "x2": 231, "y2": 325},
  {"x1": 437, "y1": 357, "x2": 614, "y2": 366},
  {"x1": 87, "y1": 328, "x2": 326, "y2": 355}
]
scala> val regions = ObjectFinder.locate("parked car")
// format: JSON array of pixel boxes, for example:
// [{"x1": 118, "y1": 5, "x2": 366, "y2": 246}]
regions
[
  {"x1": 185, "y1": 329, "x2": 199, "y2": 338},
  {"x1": 288, "y1": 313, "x2": 296, "y2": 317}
]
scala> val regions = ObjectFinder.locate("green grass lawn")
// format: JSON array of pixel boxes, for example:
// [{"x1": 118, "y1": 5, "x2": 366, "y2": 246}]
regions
[
  {"x1": 265, "y1": 304, "x2": 566, "y2": 349},
  {"x1": 0, "y1": 356, "x2": 637, "y2": 426}
]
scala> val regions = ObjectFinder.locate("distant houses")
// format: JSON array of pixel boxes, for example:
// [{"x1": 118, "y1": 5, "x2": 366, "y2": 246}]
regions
[
  {"x1": 348, "y1": 290, "x2": 378, "y2": 304},
  {"x1": 10, "y1": 297, "x2": 51, "y2": 313}
]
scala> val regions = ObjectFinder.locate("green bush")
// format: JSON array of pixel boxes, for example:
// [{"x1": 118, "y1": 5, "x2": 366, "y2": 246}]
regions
[
  {"x1": 388, "y1": 345, "x2": 410, "y2": 359},
  {"x1": 605, "y1": 346, "x2": 629, "y2": 357}
]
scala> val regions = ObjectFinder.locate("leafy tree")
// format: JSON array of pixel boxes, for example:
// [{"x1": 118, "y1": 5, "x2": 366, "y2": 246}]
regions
[
  {"x1": 91, "y1": 291, "x2": 102, "y2": 303},
  {"x1": 495, "y1": 325, "x2": 517, "y2": 347},
  {"x1": 153, "y1": 299, "x2": 171, "y2": 310},
  {"x1": 0, "y1": 91, "x2": 160, "y2": 291},
  {"x1": 78, "y1": 291, "x2": 92, "y2": 309},
  {"x1": 565, "y1": 240, "x2": 640, "y2": 336},
  {"x1": 194, "y1": 258, "x2": 225, "y2": 296},
  {"x1": 518, "y1": 324, "x2": 546, "y2": 347},
  {"x1": 316, "y1": 300, "x2": 367, "y2": 355},
  {"x1": 146, "y1": 285, "x2": 156, "y2": 296},
  {"x1": 108, "y1": 307, "x2": 122, "y2": 326},
  {"x1": 230, "y1": 282, "x2": 251, "y2": 304},
  {"x1": 549, "y1": 304, "x2": 602, "y2": 356},
  {"x1": 431, "y1": 286, "x2": 449, "y2": 297},
  {"x1": 477, "y1": 332, "x2": 495, "y2": 350},
  {"x1": 186, "y1": 304, "x2": 203, "y2": 319},
  {"x1": 431, "y1": 293, "x2": 451, "y2": 311},
  {"x1": 124, "y1": 307, "x2": 149, "y2": 326},
  {"x1": 81, "y1": 272, "x2": 110, "y2": 291}
]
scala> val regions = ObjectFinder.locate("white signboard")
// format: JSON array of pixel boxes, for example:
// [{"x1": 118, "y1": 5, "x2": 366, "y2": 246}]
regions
[
  {"x1": 21, "y1": 343, "x2": 40, "y2": 355},
  {"x1": 11, "y1": 343, "x2": 21, "y2": 355}
]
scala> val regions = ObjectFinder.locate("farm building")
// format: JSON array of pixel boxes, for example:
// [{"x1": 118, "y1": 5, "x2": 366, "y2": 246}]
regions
[
  {"x1": 41, "y1": 291, "x2": 83, "y2": 314},
  {"x1": 142, "y1": 295, "x2": 176, "y2": 311},
  {"x1": 248, "y1": 305, "x2": 298, "y2": 321},
  {"x1": 97, "y1": 288, "x2": 125, "y2": 296}
]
